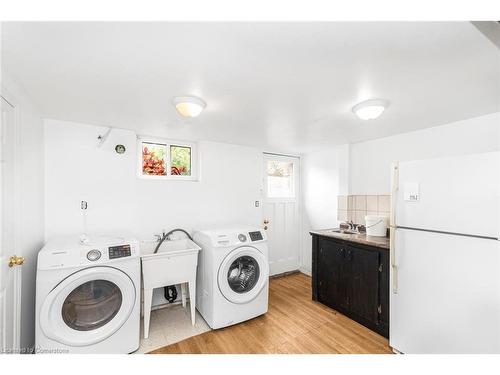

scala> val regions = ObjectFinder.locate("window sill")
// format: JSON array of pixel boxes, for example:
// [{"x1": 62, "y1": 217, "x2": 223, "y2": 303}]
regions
[{"x1": 137, "y1": 175, "x2": 199, "y2": 182}]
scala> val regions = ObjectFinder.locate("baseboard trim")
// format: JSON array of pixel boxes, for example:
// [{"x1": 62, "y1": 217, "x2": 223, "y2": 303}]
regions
[
  {"x1": 299, "y1": 267, "x2": 311, "y2": 276},
  {"x1": 270, "y1": 269, "x2": 301, "y2": 279}
]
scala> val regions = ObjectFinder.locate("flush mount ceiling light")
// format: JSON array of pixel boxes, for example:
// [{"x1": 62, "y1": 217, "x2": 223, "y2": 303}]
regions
[
  {"x1": 352, "y1": 99, "x2": 389, "y2": 120},
  {"x1": 172, "y1": 96, "x2": 206, "y2": 118}
]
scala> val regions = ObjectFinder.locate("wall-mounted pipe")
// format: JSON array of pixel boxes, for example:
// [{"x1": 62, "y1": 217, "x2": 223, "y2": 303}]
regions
[{"x1": 97, "y1": 127, "x2": 112, "y2": 148}]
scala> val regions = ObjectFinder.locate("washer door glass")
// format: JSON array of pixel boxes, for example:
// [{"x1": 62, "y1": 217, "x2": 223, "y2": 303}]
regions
[
  {"x1": 62, "y1": 280, "x2": 123, "y2": 331},
  {"x1": 218, "y1": 246, "x2": 269, "y2": 304},
  {"x1": 227, "y1": 256, "x2": 260, "y2": 294}
]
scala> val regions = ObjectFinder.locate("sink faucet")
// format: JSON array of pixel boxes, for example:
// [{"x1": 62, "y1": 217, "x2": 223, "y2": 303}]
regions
[
  {"x1": 341, "y1": 220, "x2": 359, "y2": 232},
  {"x1": 153, "y1": 228, "x2": 194, "y2": 254}
]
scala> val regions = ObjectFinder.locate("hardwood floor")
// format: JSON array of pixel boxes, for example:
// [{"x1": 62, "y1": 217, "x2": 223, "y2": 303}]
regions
[{"x1": 149, "y1": 273, "x2": 392, "y2": 354}]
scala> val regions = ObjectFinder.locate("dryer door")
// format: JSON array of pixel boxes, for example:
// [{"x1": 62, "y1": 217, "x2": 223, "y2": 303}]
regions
[
  {"x1": 218, "y1": 246, "x2": 269, "y2": 304},
  {"x1": 39, "y1": 266, "x2": 136, "y2": 347}
]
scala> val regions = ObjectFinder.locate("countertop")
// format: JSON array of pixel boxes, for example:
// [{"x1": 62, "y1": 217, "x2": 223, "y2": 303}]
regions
[{"x1": 310, "y1": 228, "x2": 390, "y2": 250}]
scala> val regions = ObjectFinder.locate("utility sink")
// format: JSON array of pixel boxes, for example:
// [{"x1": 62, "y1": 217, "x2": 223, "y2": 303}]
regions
[
  {"x1": 140, "y1": 238, "x2": 201, "y2": 337},
  {"x1": 140, "y1": 238, "x2": 201, "y2": 289},
  {"x1": 141, "y1": 238, "x2": 201, "y2": 257}
]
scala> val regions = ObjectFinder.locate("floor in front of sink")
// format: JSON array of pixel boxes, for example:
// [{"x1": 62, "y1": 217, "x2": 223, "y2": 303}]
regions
[
  {"x1": 134, "y1": 303, "x2": 211, "y2": 354},
  {"x1": 149, "y1": 273, "x2": 392, "y2": 354}
]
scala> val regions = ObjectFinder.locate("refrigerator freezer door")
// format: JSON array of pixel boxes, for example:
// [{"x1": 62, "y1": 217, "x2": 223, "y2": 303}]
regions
[
  {"x1": 390, "y1": 228, "x2": 500, "y2": 353},
  {"x1": 395, "y1": 151, "x2": 499, "y2": 239}
]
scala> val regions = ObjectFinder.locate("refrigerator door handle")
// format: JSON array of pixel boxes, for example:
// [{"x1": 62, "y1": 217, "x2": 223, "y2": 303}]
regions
[
  {"x1": 390, "y1": 162, "x2": 399, "y2": 294},
  {"x1": 390, "y1": 162, "x2": 399, "y2": 228},
  {"x1": 390, "y1": 227, "x2": 398, "y2": 294}
]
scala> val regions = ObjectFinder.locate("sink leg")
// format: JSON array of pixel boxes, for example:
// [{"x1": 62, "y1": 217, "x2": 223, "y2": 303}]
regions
[
  {"x1": 188, "y1": 279, "x2": 196, "y2": 326},
  {"x1": 181, "y1": 283, "x2": 187, "y2": 308},
  {"x1": 143, "y1": 288, "x2": 153, "y2": 339}
]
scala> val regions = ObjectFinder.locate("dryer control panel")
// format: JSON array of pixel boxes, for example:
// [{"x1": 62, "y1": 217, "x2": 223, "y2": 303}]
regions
[
  {"x1": 108, "y1": 244, "x2": 132, "y2": 259},
  {"x1": 37, "y1": 235, "x2": 139, "y2": 270}
]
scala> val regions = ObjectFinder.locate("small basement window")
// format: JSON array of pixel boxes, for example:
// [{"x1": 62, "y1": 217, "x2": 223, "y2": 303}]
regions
[{"x1": 138, "y1": 137, "x2": 197, "y2": 180}]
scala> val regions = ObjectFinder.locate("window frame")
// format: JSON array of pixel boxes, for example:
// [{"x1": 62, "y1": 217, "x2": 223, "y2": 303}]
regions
[{"x1": 137, "y1": 136, "x2": 198, "y2": 181}]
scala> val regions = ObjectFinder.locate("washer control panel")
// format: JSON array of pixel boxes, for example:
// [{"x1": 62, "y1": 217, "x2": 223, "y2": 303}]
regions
[
  {"x1": 249, "y1": 231, "x2": 263, "y2": 242},
  {"x1": 86, "y1": 249, "x2": 102, "y2": 261},
  {"x1": 108, "y1": 244, "x2": 132, "y2": 259}
]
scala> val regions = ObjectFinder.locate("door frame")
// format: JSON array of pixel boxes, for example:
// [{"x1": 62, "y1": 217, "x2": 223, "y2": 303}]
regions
[
  {"x1": 262, "y1": 152, "x2": 302, "y2": 275},
  {"x1": 0, "y1": 88, "x2": 22, "y2": 352}
]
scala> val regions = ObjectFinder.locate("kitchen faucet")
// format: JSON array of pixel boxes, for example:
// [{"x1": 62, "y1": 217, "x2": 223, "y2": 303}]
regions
[
  {"x1": 347, "y1": 220, "x2": 358, "y2": 231},
  {"x1": 340, "y1": 220, "x2": 358, "y2": 232}
]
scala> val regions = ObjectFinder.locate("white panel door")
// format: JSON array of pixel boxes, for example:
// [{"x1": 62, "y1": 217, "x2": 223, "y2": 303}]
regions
[
  {"x1": 390, "y1": 228, "x2": 500, "y2": 353},
  {"x1": 395, "y1": 152, "x2": 499, "y2": 238},
  {"x1": 263, "y1": 154, "x2": 300, "y2": 275},
  {"x1": 0, "y1": 96, "x2": 22, "y2": 353}
]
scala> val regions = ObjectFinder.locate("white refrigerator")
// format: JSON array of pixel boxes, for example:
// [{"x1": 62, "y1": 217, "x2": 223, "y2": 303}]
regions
[{"x1": 389, "y1": 151, "x2": 500, "y2": 354}]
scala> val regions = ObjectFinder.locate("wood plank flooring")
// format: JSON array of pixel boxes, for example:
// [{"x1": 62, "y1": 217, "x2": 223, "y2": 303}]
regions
[{"x1": 149, "y1": 272, "x2": 392, "y2": 354}]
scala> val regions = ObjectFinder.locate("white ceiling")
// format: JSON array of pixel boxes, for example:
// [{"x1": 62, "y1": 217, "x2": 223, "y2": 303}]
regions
[{"x1": 2, "y1": 22, "x2": 499, "y2": 154}]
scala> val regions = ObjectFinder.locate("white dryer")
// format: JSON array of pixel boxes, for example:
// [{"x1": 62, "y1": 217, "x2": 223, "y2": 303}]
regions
[
  {"x1": 35, "y1": 235, "x2": 140, "y2": 354},
  {"x1": 194, "y1": 227, "x2": 269, "y2": 329}
]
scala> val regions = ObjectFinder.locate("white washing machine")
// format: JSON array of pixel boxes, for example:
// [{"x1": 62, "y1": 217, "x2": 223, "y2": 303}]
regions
[
  {"x1": 35, "y1": 235, "x2": 140, "y2": 354},
  {"x1": 193, "y1": 227, "x2": 269, "y2": 329}
]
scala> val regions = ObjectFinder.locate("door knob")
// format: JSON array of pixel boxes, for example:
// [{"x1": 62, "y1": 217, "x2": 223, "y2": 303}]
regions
[
  {"x1": 9, "y1": 255, "x2": 25, "y2": 267},
  {"x1": 263, "y1": 219, "x2": 269, "y2": 224}
]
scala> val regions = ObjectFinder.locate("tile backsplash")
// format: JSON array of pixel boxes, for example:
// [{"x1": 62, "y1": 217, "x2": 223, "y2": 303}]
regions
[{"x1": 337, "y1": 194, "x2": 390, "y2": 225}]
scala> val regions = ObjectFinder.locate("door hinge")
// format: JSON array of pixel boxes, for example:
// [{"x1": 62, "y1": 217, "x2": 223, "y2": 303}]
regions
[
  {"x1": 379, "y1": 264, "x2": 383, "y2": 272},
  {"x1": 377, "y1": 305, "x2": 382, "y2": 314}
]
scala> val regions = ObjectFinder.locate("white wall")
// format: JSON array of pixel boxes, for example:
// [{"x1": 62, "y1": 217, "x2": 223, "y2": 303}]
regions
[
  {"x1": 44, "y1": 119, "x2": 264, "y2": 305},
  {"x1": 44, "y1": 120, "x2": 137, "y2": 239},
  {"x1": 1, "y1": 73, "x2": 45, "y2": 351},
  {"x1": 350, "y1": 112, "x2": 500, "y2": 194},
  {"x1": 45, "y1": 119, "x2": 263, "y2": 239},
  {"x1": 300, "y1": 144, "x2": 349, "y2": 274}
]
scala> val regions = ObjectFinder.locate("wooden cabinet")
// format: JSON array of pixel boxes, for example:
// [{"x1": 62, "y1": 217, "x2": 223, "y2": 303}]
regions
[
  {"x1": 317, "y1": 239, "x2": 348, "y2": 310},
  {"x1": 312, "y1": 234, "x2": 389, "y2": 338},
  {"x1": 348, "y1": 245, "x2": 379, "y2": 324}
]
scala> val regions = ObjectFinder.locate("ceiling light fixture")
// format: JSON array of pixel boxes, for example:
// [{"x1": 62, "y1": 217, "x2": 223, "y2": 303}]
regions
[
  {"x1": 352, "y1": 99, "x2": 389, "y2": 120},
  {"x1": 172, "y1": 96, "x2": 206, "y2": 118}
]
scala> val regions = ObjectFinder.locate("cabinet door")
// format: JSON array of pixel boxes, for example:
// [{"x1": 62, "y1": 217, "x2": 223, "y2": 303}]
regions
[
  {"x1": 318, "y1": 238, "x2": 348, "y2": 309},
  {"x1": 346, "y1": 245, "x2": 379, "y2": 323}
]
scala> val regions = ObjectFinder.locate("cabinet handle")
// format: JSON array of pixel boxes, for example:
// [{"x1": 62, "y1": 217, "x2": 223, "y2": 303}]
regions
[
  {"x1": 379, "y1": 264, "x2": 383, "y2": 272},
  {"x1": 340, "y1": 248, "x2": 345, "y2": 257},
  {"x1": 347, "y1": 249, "x2": 352, "y2": 260},
  {"x1": 378, "y1": 305, "x2": 382, "y2": 314}
]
